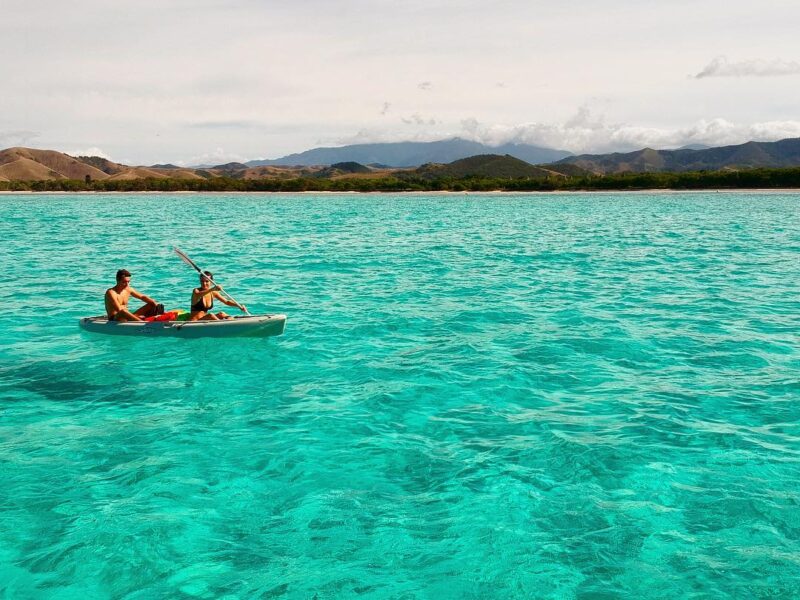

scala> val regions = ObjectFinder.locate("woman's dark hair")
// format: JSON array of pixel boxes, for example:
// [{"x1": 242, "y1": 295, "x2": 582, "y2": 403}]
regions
[
  {"x1": 116, "y1": 269, "x2": 131, "y2": 281},
  {"x1": 201, "y1": 270, "x2": 214, "y2": 281}
]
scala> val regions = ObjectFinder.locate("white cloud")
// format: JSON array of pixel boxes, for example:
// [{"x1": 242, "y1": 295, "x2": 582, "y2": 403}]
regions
[
  {"x1": 457, "y1": 108, "x2": 630, "y2": 152},
  {"x1": 331, "y1": 127, "x2": 447, "y2": 146},
  {"x1": 696, "y1": 56, "x2": 800, "y2": 78},
  {"x1": 747, "y1": 120, "x2": 800, "y2": 140},
  {"x1": 329, "y1": 108, "x2": 800, "y2": 156},
  {"x1": 0, "y1": 130, "x2": 39, "y2": 147},
  {"x1": 461, "y1": 113, "x2": 800, "y2": 154}
]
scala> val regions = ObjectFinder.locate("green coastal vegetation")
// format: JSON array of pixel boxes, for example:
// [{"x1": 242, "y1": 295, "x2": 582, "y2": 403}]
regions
[{"x1": 3, "y1": 166, "x2": 800, "y2": 192}]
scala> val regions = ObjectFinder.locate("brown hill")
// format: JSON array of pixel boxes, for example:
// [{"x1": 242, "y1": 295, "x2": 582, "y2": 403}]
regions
[
  {"x1": 235, "y1": 166, "x2": 318, "y2": 180},
  {"x1": 148, "y1": 168, "x2": 205, "y2": 180},
  {"x1": 0, "y1": 147, "x2": 109, "y2": 180},
  {"x1": 0, "y1": 157, "x2": 61, "y2": 180},
  {"x1": 76, "y1": 156, "x2": 128, "y2": 175},
  {"x1": 106, "y1": 167, "x2": 168, "y2": 180},
  {"x1": 0, "y1": 147, "x2": 209, "y2": 182}
]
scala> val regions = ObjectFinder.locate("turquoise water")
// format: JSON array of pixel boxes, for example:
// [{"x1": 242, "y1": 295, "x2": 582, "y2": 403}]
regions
[{"x1": 1, "y1": 192, "x2": 799, "y2": 598}]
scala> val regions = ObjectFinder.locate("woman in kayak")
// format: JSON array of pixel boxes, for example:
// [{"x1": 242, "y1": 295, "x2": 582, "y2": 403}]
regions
[{"x1": 189, "y1": 271, "x2": 247, "y2": 321}]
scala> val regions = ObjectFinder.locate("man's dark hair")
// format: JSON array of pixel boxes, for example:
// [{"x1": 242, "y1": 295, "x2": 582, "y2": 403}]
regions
[{"x1": 116, "y1": 269, "x2": 132, "y2": 281}]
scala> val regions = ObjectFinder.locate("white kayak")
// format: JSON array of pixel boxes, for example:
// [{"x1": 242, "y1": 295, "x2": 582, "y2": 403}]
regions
[{"x1": 79, "y1": 314, "x2": 287, "y2": 339}]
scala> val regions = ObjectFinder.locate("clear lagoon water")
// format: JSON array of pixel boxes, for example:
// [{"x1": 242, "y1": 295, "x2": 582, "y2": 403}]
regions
[{"x1": 1, "y1": 192, "x2": 799, "y2": 598}]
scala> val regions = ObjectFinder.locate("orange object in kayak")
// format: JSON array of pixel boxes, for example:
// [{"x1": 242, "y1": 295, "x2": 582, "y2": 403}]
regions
[{"x1": 143, "y1": 310, "x2": 181, "y2": 322}]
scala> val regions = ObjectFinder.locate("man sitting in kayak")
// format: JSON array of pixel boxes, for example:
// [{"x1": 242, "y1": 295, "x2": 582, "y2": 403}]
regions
[
  {"x1": 189, "y1": 270, "x2": 247, "y2": 321},
  {"x1": 105, "y1": 269, "x2": 163, "y2": 322}
]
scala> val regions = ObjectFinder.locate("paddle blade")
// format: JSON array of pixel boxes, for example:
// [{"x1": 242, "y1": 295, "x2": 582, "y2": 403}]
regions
[{"x1": 174, "y1": 247, "x2": 202, "y2": 273}]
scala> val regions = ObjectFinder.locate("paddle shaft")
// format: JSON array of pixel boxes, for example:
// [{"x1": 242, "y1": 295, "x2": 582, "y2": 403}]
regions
[
  {"x1": 202, "y1": 280, "x2": 250, "y2": 316},
  {"x1": 174, "y1": 248, "x2": 251, "y2": 316}
]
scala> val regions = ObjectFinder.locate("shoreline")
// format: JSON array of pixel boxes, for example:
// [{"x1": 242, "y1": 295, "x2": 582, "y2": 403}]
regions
[{"x1": 2, "y1": 188, "x2": 800, "y2": 195}]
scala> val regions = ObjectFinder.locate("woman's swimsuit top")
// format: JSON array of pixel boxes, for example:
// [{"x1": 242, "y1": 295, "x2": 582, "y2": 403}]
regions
[{"x1": 191, "y1": 291, "x2": 213, "y2": 313}]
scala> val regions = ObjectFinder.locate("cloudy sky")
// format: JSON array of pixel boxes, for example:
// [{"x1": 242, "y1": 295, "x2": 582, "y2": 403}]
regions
[{"x1": 2, "y1": 0, "x2": 800, "y2": 164}]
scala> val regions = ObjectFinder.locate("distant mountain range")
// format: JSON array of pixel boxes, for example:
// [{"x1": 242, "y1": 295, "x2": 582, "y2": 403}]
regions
[
  {"x1": 0, "y1": 147, "x2": 586, "y2": 183},
  {"x1": 3, "y1": 137, "x2": 800, "y2": 183},
  {"x1": 557, "y1": 138, "x2": 800, "y2": 174},
  {"x1": 244, "y1": 138, "x2": 572, "y2": 168}
]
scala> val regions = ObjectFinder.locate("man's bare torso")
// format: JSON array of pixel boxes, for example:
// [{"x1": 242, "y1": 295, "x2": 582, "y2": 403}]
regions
[{"x1": 105, "y1": 287, "x2": 131, "y2": 318}]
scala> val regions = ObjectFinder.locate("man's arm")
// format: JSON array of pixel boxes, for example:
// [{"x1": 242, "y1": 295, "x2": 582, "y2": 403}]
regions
[{"x1": 129, "y1": 287, "x2": 157, "y2": 305}]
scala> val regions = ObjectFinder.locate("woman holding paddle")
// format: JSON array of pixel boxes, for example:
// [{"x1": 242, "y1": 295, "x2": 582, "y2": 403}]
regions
[{"x1": 188, "y1": 270, "x2": 247, "y2": 321}]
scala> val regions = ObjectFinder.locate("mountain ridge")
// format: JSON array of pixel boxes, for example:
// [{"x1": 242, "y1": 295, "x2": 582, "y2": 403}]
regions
[
  {"x1": 3, "y1": 137, "x2": 800, "y2": 182},
  {"x1": 557, "y1": 138, "x2": 800, "y2": 174},
  {"x1": 245, "y1": 137, "x2": 572, "y2": 168}
]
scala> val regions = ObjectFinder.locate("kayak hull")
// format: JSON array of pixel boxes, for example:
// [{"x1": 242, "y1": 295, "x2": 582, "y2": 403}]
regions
[{"x1": 79, "y1": 314, "x2": 286, "y2": 339}]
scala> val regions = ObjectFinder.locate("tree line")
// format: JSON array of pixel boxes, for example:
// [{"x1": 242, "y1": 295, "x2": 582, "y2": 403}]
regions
[{"x1": 3, "y1": 167, "x2": 800, "y2": 192}]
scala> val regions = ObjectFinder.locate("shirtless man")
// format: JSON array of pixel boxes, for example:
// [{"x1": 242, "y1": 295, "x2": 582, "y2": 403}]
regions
[{"x1": 105, "y1": 269, "x2": 162, "y2": 321}]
